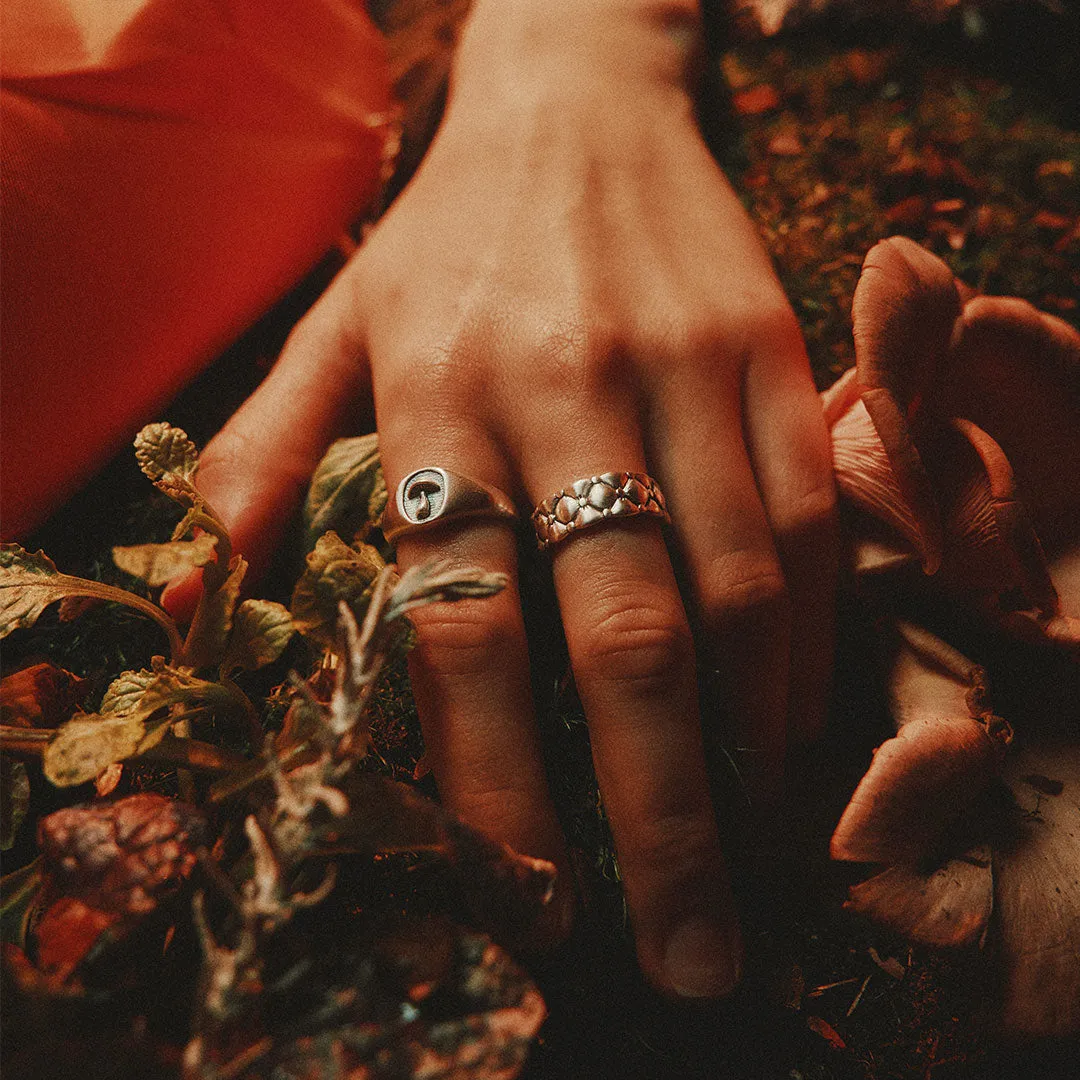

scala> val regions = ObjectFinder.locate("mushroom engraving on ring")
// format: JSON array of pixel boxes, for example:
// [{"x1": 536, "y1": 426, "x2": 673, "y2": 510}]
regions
[{"x1": 403, "y1": 472, "x2": 444, "y2": 522}]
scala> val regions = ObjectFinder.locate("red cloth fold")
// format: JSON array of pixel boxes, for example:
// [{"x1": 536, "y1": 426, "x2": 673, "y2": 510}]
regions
[{"x1": 2, "y1": 0, "x2": 394, "y2": 537}]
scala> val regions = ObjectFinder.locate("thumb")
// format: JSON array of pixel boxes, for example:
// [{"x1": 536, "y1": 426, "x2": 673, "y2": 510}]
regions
[{"x1": 162, "y1": 277, "x2": 371, "y2": 620}]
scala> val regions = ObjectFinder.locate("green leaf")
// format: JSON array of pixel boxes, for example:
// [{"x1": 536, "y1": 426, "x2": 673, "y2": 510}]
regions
[
  {"x1": 184, "y1": 555, "x2": 247, "y2": 669},
  {"x1": 221, "y1": 600, "x2": 295, "y2": 672},
  {"x1": 133, "y1": 422, "x2": 199, "y2": 482},
  {"x1": 112, "y1": 534, "x2": 217, "y2": 586},
  {"x1": 101, "y1": 659, "x2": 226, "y2": 721},
  {"x1": 304, "y1": 433, "x2": 387, "y2": 546},
  {"x1": 0, "y1": 545, "x2": 63, "y2": 638},
  {"x1": 44, "y1": 713, "x2": 145, "y2": 787},
  {"x1": 0, "y1": 756, "x2": 29, "y2": 850},
  {"x1": 133, "y1": 423, "x2": 202, "y2": 507},
  {"x1": 99, "y1": 668, "x2": 156, "y2": 718},
  {"x1": 290, "y1": 532, "x2": 386, "y2": 649}
]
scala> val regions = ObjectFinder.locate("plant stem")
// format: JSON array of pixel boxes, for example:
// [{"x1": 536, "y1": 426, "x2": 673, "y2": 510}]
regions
[
  {"x1": 0, "y1": 725, "x2": 50, "y2": 756},
  {"x1": 54, "y1": 576, "x2": 185, "y2": 661}
]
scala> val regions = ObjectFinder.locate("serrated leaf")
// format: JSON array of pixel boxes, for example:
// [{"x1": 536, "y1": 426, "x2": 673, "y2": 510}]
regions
[
  {"x1": 101, "y1": 659, "x2": 226, "y2": 721},
  {"x1": 112, "y1": 534, "x2": 217, "y2": 586},
  {"x1": 99, "y1": 668, "x2": 157, "y2": 718},
  {"x1": 222, "y1": 600, "x2": 295, "y2": 672},
  {"x1": 44, "y1": 714, "x2": 145, "y2": 787},
  {"x1": 1, "y1": 756, "x2": 30, "y2": 850},
  {"x1": 0, "y1": 545, "x2": 63, "y2": 637},
  {"x1": 304, "y1": 433, "x2": 387, "y2": 545},
  {"x1": 133, "y1": 422, "x2": 199, "y2": 482},
  {"x1": 290, "y1": 532, "x2": 386, "y2": 648},
  {"x1": 184, "y1": 555, "x2": 247, "y2": 669}
]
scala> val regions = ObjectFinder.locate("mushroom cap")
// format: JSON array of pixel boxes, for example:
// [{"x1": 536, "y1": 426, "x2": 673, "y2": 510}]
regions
[
  {"x1": 853, "y1": 236, "x2": 962, "y2": 414},
  {"x1": 943, "y1": 296, "x2": 1080, "y2": 550},
  {"x1": 995, "y1": 740, "x2": 1080, "y2": 1038},
  {"x1": 844, "y1": 846, "x2": 993, "y2": 949}
]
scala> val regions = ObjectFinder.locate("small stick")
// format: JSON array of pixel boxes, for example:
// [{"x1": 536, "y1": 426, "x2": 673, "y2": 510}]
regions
[{"x1": 847, "y1": 974, "x2": 872, "y2": 1017}]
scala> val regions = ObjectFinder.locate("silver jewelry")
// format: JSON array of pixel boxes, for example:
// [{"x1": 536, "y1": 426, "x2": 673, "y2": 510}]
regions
[
  {"x1": 381, "y1": 467, "x2": 517, "y2": 541},
  {"x1": 531, "y1": 471, "x2": 670, "y2": 548}
]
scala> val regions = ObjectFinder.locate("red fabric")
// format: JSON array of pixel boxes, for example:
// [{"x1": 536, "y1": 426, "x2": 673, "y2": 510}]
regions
[{"x1": 1, "y1": 0, "x2": 394, "y2": 537}]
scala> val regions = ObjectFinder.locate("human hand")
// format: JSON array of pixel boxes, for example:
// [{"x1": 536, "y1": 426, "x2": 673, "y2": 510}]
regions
[{"x1": 171, "y1": 0, "x2": 837, "y2": 997}]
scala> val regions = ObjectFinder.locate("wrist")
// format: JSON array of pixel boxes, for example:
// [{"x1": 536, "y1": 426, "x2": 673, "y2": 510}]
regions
[{"x1": 449, "y1": 0, "x2": 702, "y2": 113}]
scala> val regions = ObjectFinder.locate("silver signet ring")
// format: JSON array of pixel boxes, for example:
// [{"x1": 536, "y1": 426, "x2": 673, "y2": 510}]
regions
[{"x1": 381, "y1": 467, "x2": 517, "y2": 542}]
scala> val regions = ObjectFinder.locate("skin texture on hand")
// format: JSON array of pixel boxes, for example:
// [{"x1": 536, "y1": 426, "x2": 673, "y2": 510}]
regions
[{"x1": 168, "y1": 0, "x2": 838, "y2": 998}]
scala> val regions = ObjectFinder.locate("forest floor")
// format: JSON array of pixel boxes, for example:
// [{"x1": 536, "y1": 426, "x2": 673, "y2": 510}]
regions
[{"x1": 4, "y1": 13, "x2": 1079, "y2": 1080}]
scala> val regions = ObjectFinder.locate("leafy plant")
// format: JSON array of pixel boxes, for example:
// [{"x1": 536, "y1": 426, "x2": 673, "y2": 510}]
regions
[{"x1": 0, "y1": 425, "x2": 551, "y2": 1080}]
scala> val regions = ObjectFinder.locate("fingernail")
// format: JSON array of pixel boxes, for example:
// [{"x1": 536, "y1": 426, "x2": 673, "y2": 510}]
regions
[{"x1": 662, "y1": 915, "x2": 741, "y2": 998}]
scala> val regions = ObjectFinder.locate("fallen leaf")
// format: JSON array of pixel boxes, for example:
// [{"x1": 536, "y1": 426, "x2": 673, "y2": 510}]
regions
[
  {"x1": 867, "y1": 945, "x2": 906, "y2": 980},
  {"x1": 768, "y1": 130, "x2": 803, "y2": 156},
  {"x1": 807, "y1": 1015, "x2": 846, "y2": 1049},
  {"x1": 0, "y1": 662, "x2": 87, "y2": 728},
  {"x1": 33, "y1": 897, "x2": 117, "y2": 979},
  {"x1": 733, "y1": 84, "x2": 780, "y2": 115}
]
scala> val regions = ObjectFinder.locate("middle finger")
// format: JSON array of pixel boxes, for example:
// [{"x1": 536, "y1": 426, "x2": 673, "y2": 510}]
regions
[{"x1": 522, "y1": 437, "x2": 741, "y2": 998}]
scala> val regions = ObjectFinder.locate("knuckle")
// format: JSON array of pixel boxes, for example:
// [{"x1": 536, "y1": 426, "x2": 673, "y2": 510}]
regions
[
  {"x1": 701, "y1": 552, "x2": 790, "y2": 627},
  {"x1": 780, "y1": 476, "x2": 838, "y2": 540},
  {"x1": 620, "y1": 803, "x2": 720, "y2": 881},
  {"x1": 409, "y1": 599, "x2": 520, "y2": 679},
  {"x1": 521, "y1": 316, "x2": 626, "y2": 396},
  {"x1": 576, "y1": 588, "x2": 693, "y2": 690}
]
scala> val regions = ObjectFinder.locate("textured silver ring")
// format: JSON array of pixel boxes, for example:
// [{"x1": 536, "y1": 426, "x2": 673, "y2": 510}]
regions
[
  {"x1": 381, "y1": 467, "x2": 517, "y2": 542},
  {"x1": 531, "y1": 471, "x2": 670, "y2": 549}
]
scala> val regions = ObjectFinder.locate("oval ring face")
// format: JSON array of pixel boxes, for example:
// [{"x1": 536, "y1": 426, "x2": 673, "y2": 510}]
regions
[{"x1": 400, "y1": 468, "x2": 446, "y2": 523}]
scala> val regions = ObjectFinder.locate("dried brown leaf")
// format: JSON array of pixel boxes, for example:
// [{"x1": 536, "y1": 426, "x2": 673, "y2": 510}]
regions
[{"x1": 0, "y1": 662, "x2": 88, "y2": 728}]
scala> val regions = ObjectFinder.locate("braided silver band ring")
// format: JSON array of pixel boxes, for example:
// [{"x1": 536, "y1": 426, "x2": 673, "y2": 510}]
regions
[
  {"x1": 531, "y1": 471, "x2": 671, "y2": 549},
  {"x1": 381, "y1": 467, "x2": 517, "y2": 542}
]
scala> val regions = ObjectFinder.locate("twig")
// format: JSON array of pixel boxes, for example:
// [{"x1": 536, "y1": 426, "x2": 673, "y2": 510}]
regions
[{"x1": 847, "y1": 973, "x2": 872, "y2": 1017}]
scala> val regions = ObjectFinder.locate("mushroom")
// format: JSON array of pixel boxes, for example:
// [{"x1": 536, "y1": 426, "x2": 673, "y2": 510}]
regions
[
  {"x1": 826, "y1": 235, "x2": 1080, "y2": 649},
  {"x1": 824, "y1": 236, "x2": 1080, "y2": 1037}
]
